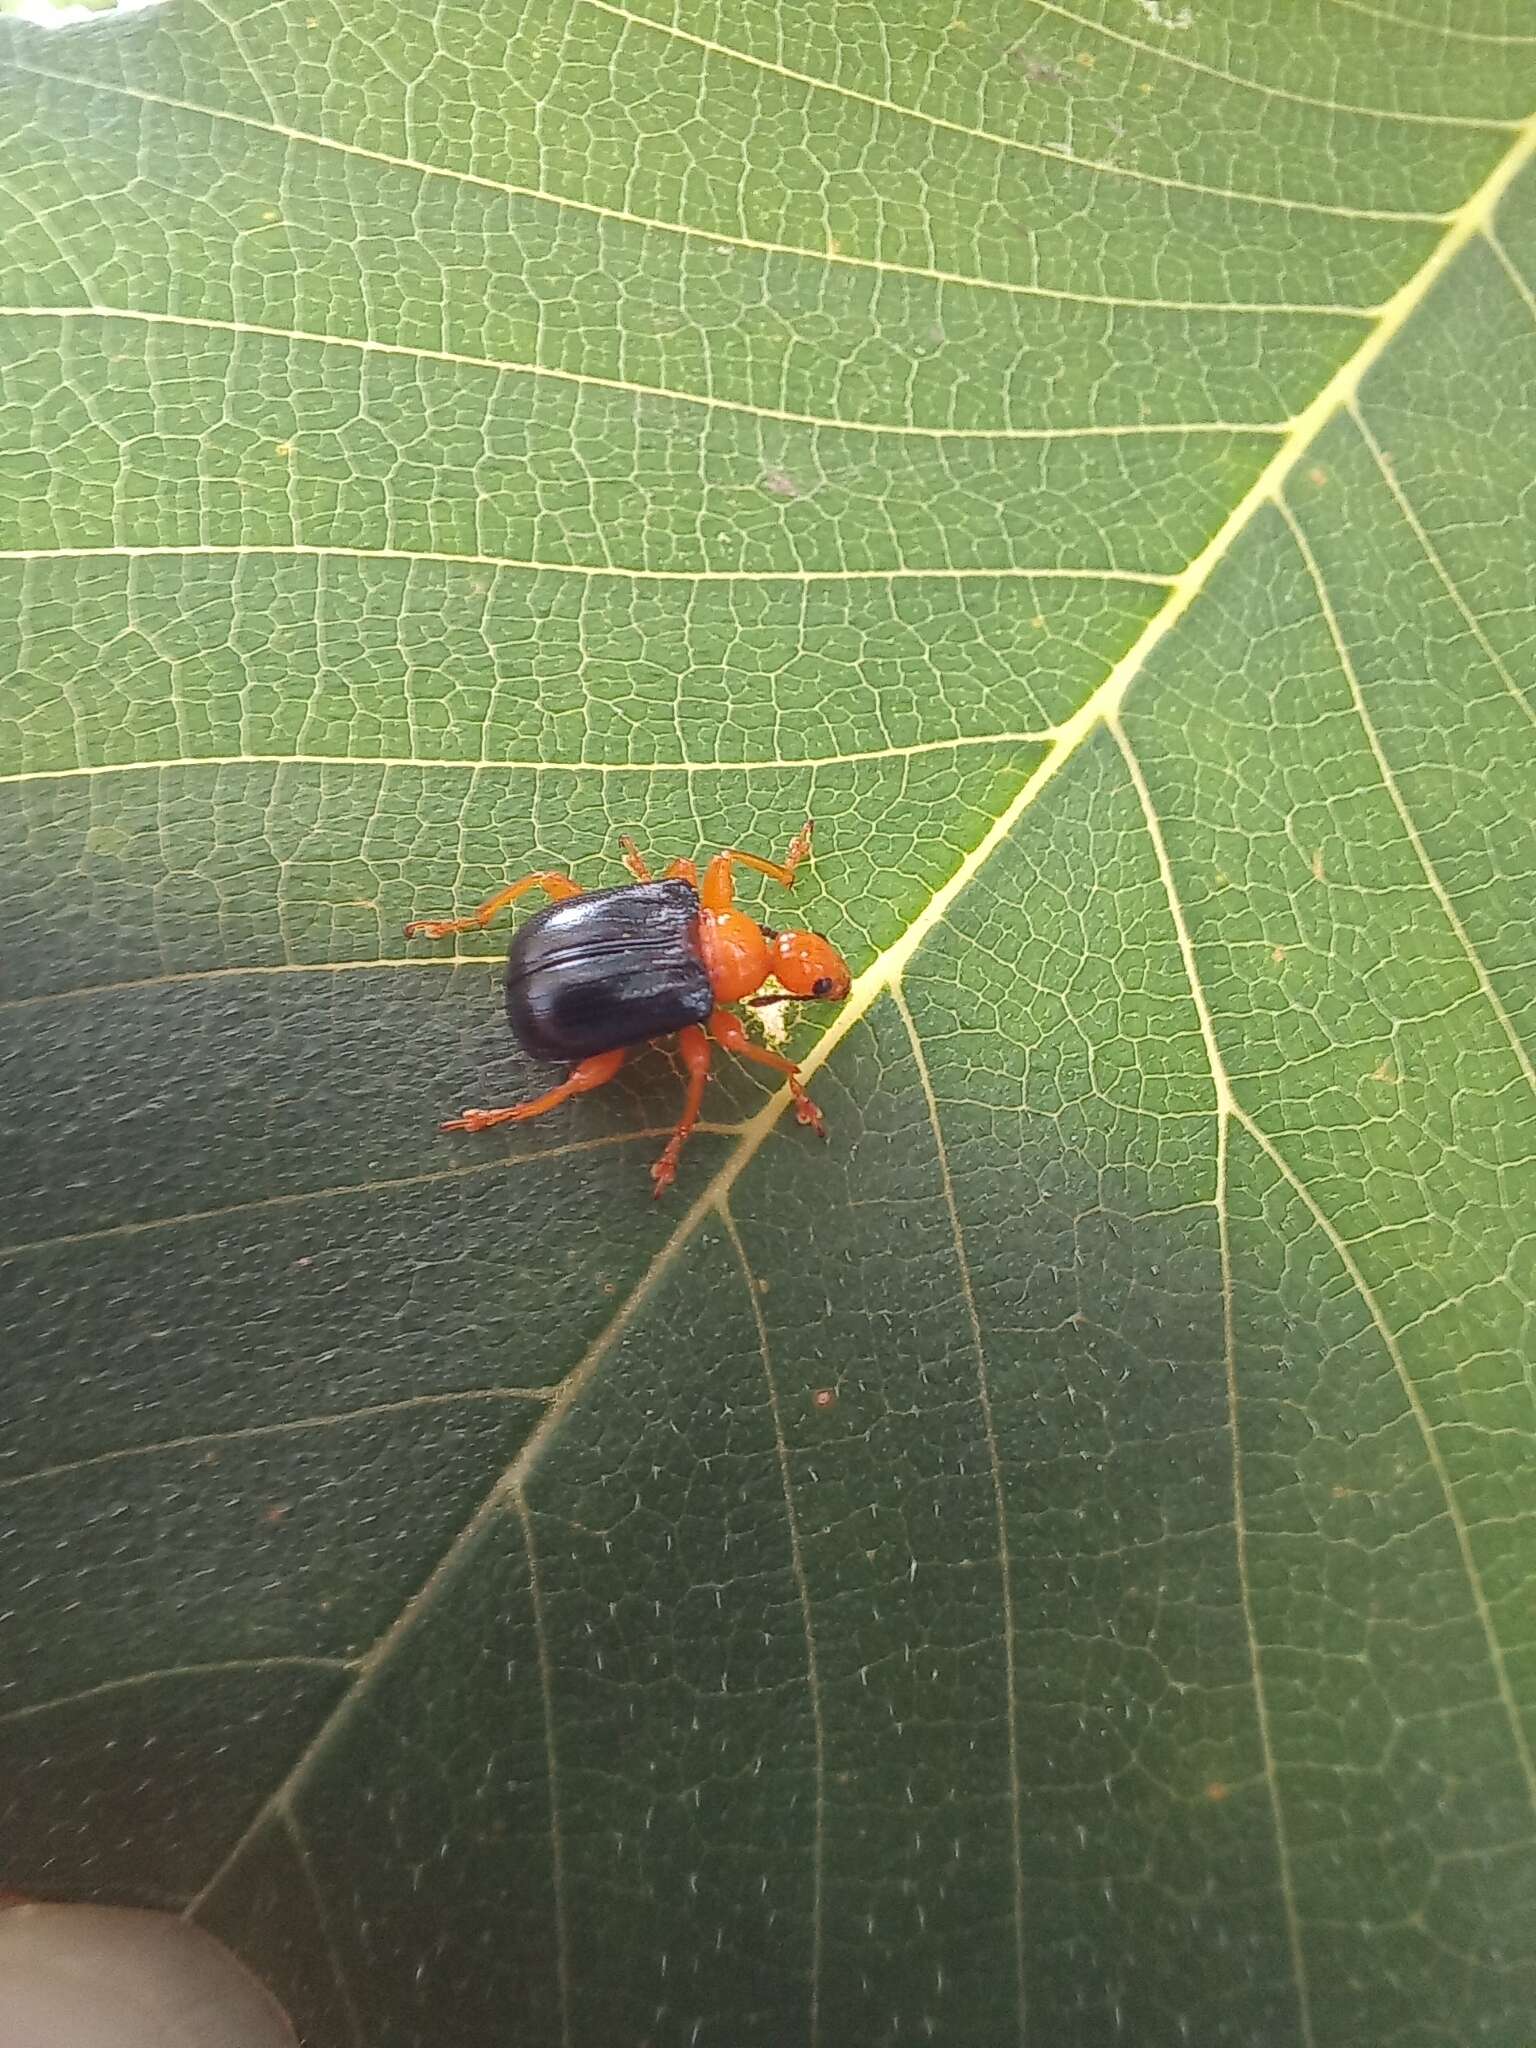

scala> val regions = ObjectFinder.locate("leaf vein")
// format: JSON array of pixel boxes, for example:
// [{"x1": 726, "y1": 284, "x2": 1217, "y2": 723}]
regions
[
  {"x1": 1278, "y1": 490, "x2": 1536, "y2": 1095},
  {"x1": 0, "y1": 1391, "x2": 558, "y2": 1495},
  {"x1": 0, "y1": 733, "x2": 1058, "y2": 794},
  {"x1": 0, "y1": 1129, "x2": 728, "y2": 1260},
  {"x1": 1020, "y1": 0, "x2": 1521, "y2": 129},
  {"x1": 1484, "y1": 223, "x2": 1536, "y2": 322},
  {"x1": 281, "y1": 1808, "x2": 367, "y2": 2048},
  {"x1": 2, "y1": 58, "x2": 1381, "y2": 317},
  {"x1": 1326, "y1": 0, "x2": 1536, "y2": 44},
  {"x1": 0, "y1": 545, "x2": 1177, "y2": 585},
  {"x1": 893, "y1": 989, "x2": 1027, "y2": 2047},
  {"x1": 0, "y1": 305, "x2": 1290, "y2": 440},
  {"x1": 1113, "y1": 720, "x2": 1315, "y2": 2047},
  {"x1": 721, "y1": 1201, "x2": 827, "y2": 2048},
  {"x1": 1113, "y1": 722, "x2": 1536, "y2": 1851},
  {"x1": 0, "y1": 1659, "x2": 356, "y2": 1727},
  {"x1": 1351, "y1": 388, "x2": 1536, "y2": 735},
  {"x1": 580, "y1": 0, "x2": 1448, "y2": 222},
  {"x1": 513, "y1": 1492, "x2": 574, "y2": 2048}
]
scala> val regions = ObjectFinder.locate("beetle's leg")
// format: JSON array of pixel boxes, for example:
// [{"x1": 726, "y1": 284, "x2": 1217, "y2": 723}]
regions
[
  {"x1": 707, "y1": 1006, "x2": 826, "y2": 1136},
  {"x1": 618, "y1": 836, "x2": 653, "y2": 882},
  {"x1": 699, "y1": 819, "x2": 814, "y2": 912},
  {"x1": 404, "y1": 872, "x2": 581, "y2": 942},
  {"x1": 620, "y1": 837, "x2": 698, "y2": 888},
  {"x1": 649, "y1": 1025, "x2": 712, "y2": 1198},
  {"x1": 440, "y1": 1047, "x2": 627, "y2": 1135}
]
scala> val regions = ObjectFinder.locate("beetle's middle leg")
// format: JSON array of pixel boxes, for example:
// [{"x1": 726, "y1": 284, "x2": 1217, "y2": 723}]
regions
[
  {"x1": 404, "y1": 871, "x2": 581, "y2": 942},
  {"x1": 440, "y1": 1047, "x2": 627, "y2": 1134},
  {"x1": 649, "y1": 1025, "x2": 712, "y2": 1198}
]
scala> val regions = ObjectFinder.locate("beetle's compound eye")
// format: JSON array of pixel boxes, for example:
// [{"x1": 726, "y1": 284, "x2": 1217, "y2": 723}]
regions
[
  {"x1": 758, "y1": 923, "x2": 780, "y2": 942},
  {"x1": 812, "y1": 977, "x2": 834, "y2": 998}
]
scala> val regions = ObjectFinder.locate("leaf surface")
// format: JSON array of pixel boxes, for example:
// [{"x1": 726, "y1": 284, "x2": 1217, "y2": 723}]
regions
[{"x1": 1, "y1": 2, "x2": 1533, "y2": 2042}]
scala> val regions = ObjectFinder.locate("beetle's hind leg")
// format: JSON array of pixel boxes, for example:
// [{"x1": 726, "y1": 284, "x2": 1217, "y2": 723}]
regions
[
  {"x1": 441, "y1": 1047, "x2": 627, "y2": 1135},
  {"x1": 404, "y1": 871, "x2": 581, "y2": 942},
  {"x1": 649, "y1": 1025, "x2": 712, "y2": 1198}
]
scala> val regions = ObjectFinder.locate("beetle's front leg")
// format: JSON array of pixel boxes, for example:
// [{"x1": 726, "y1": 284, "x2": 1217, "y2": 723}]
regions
[{"x1": 707, "y1": 1007, "x2": 826, "y2": 1135}]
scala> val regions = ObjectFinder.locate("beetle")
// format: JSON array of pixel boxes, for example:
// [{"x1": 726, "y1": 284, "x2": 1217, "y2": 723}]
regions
[{"x1": 403, "y1": 821, "x2": 852, "y2": 1197}]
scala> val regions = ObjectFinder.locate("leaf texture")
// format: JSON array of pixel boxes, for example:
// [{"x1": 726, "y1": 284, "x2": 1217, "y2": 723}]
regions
[{"x1": 1, "y1": 1, "x2": 1533, "y2": 2043}]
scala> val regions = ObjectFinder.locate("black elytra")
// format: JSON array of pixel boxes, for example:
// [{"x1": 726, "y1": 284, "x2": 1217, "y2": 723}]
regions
[{"x1": 504, "y1": 879, "x2": 714, "y2": 1063}]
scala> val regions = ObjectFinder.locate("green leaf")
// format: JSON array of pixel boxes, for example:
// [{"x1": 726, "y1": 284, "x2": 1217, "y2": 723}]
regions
[{"x1": 2, "y1": 2, "x2": 1533, "y2": 2042}]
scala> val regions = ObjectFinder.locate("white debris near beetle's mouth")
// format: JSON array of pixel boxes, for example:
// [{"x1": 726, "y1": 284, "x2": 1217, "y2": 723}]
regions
[{"x1": 750, "y1": 985, "x2": 793, "y2": 1046}]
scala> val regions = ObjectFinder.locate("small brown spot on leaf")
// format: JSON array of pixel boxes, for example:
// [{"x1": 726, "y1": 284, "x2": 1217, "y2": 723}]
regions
[
  {"x1": 761, "y1": 468, "x2": 803, "y2": 499},
  {"x1": 1271, "y1": 945, "x2": 1286, "y2": 964},
  {"x1": 1307, "y1": 466, "x2": 1328, "y2": 487},
  {"x1": 1010, "y1": 47, "x2": 1064, "y2": 83},
  {"x1": 1368, "y1": 1057, "x2": 1398, "y2": 1086},
  {"x1": 812, "y1": 1387, "x2": 837, "y2": 1410},
  {"x1": 1204, "y1": 1781, "x2": 1230, "y2": 1803},
  {"x1": 262, "y1": 1504, "x2": 290, "y2": 1527},
  {"x1": 1075, "y1": 50, "x2": 1097, "y2": 68},
  {"x1": 1311, "y1": 848, "x2": 1325, "y2": 883}
]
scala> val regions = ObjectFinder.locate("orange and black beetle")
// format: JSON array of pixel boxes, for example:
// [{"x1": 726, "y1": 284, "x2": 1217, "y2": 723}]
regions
[{"x1": 404, "y1": 822, "x2": 851, "y2": 1196}]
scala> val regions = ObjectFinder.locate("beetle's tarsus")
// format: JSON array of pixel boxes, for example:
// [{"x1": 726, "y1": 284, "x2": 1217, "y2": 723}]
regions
[
  {"x1": 442, "y1": 1108, "x2": 500, "y2": 1133},
  {"x1": 782, "y1": 818, "x2": 815, "y2": 886}
]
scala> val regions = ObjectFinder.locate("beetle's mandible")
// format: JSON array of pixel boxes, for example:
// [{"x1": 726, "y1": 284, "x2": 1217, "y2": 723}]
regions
[{"x1": 403, "y1": 822, "x2": 851, "y2": 1197}]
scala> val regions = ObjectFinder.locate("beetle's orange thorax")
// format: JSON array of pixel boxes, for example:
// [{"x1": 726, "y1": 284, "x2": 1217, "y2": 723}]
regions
[{"x1": 697, "y1": 908, "x2": 770, "y2": 1004}]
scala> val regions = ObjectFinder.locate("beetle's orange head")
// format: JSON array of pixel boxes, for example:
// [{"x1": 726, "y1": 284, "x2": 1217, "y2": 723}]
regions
[{"x1": 760, "y1": 928, "x2": 852, "y2": 1004}]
